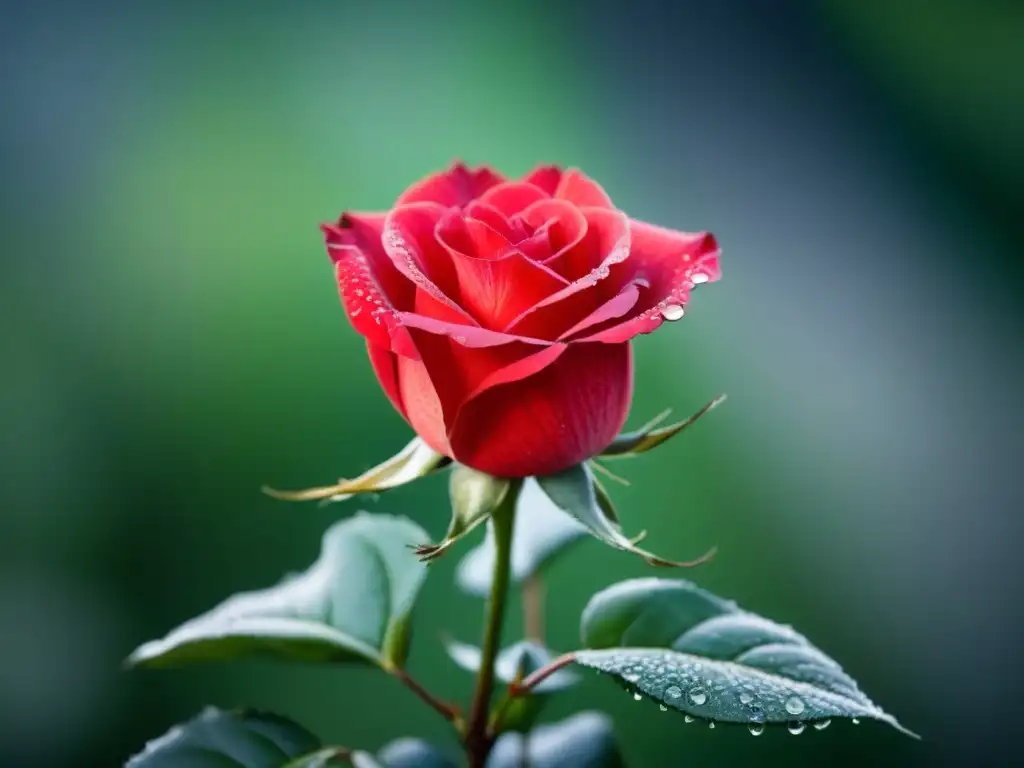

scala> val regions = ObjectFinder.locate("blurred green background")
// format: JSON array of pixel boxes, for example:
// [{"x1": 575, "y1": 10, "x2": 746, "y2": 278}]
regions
[{"x1": 1, "y1": 1, "x2": 1021, "y2": 766}]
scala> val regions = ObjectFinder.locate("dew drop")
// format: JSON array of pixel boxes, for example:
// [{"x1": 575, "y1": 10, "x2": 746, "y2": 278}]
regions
[
  {"x1": 814, "y1": 719, "x2": 831, "y2": 731},
  {"x1": 660, "y1": 303, "x2": 685, "y2": 321},
  {"x1": 707, "y1": 721, "x2": 715, "y2": 729},
  {"x1": 688, "y1": 687, "x2": 707, "y2": 706},
  {"x1": 748, "y1": 723, "x2": 765, "y2": 737},
  {"x1": 684, "y1": 715, "x2": 695, "y2": 724},
  {"x1": 692, "y1": 273, "x2": 709, "y2": 285},
  {"x1": 665, "y1": 685, "x2": 682, "y2": 700},
  {"x1": 739, "y1": 692, "x2": 754, "y2": 705},
  {"x1": 787, "y1": 723, "x2": 806, "y2": 735},
  {"x1": 851, "y1": 718, "x2": 861, "y2": 725},
  {"x1": 785, "y1": 695, "x2": 805, "y2": 715},
  {"x1": 633, "y1": 693, "x2": 643, "y2": 701},
  {"x1": 659, "y1": 704, "x2": 668, "y2": 712}
]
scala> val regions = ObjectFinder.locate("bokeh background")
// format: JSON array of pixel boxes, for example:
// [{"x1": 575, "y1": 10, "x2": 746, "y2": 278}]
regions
[{"x1": 2, "y1": 0, "x2": 1022, "y2": 766}]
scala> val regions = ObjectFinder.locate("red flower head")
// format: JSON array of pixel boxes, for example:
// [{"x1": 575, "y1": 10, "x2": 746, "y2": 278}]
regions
[{"x1": 322, "y1": 163, "x2": 720, "y2": 478}]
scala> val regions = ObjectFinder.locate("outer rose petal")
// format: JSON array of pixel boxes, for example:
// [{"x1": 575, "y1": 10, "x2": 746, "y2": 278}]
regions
[
  {"x1": 395, "y1": 162, "x2": 504, "y2": 207},
  {"x1": 580, "y1": 223, "x2": 720, "y2": 343},
  {"x1": 449, "y1": 342, "x2": 633, "y2": 478},
  {"x1": 383, "y1": 203, "x2": 480, "y2": 326},
  {"x1": 521, "y1": 165, "x2": 563, "y2": 196},
  {"x1": 399, "y1": 328, "x2": 567, "y2": 456},
  {"x1": 366, "y1": 341, "x2": 406, "y2": 418},
  {"x1": 554, "y1": 169, "x2": 615, "y2": 209},
  {"x1": 323, "y1": 212, "x2": 415, "y2": 354}
]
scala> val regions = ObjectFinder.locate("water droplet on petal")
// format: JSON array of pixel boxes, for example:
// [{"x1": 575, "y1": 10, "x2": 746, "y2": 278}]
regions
[
  {"x1": 814, "y1": 719, "x2": 831, "y2": 731},
  {"x1": 739, "y1": 692, "x2": 754, "y2": 705},
  {"x1": 660, "y1": 304, "x2": 685, "y2": 321},
  {"x1": 684, "y1": 715, "x2": 695, "y2": 724},
  {"x1": 788, "y1": 723, "x2": 806, "y2": 735},
  {"x1": 692, "y1": 273, "x2": 709, "y2": 285},
  {"x1": 785, "y1": 696, "x2": 805, "y2": 715},
  {"x1": 688, "y1": 687, "x2": 707, "y2": 706},
  {"x1": 748, "y1": 723, "x2": 765, "y2": 737},
  {"x1": 665, "y1": 685, "x2": 682, "y2": 700}
]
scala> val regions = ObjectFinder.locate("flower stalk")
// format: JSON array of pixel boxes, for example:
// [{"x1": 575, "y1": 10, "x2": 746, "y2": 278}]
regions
[{"x1": 465, "y1": 478, "x2": 521, "y2": 767}]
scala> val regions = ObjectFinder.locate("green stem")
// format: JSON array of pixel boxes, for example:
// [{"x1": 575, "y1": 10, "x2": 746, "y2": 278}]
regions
[{"x1": 465, "y1": 478, "x2": 520, "y2": 768}]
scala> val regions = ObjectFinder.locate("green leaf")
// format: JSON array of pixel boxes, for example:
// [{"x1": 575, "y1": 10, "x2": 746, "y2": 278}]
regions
[
  {"x1": 575, "y1": 578, "x2": 917, "y2": 736},
  {"x1": 125, "y1": 707, "x2": 374, "y2": 767},
  {"x1": 376, "y1": 739, "x2": 456, "y2": 768},
  {"x1": 127, "y1": 513, "x2": 430, "y2": 671},
  {"x1": 285, "y1": 749, "x2": 381, "y2": 768},
  {"x1": 414, "y1": 465, "x2": 512, "y2": 562},
  {"x1": 264, "y1": 436, "x2": 450, "y2": 503},
  {"x1": 601, "y1": 394, "x2": 726, "y2": 458},
  {"x1": 487, "y1": 712, "x2": 625, "y2": 768},
  {"x1": 444, "y1": 639, "x2": 578, "y2": 693},
  {"x1": 534, "y1": 464, "x2": 714, "y2": 568},
  {"x1": 456, "y1": 479, "x2": 587, "y2": 597}
]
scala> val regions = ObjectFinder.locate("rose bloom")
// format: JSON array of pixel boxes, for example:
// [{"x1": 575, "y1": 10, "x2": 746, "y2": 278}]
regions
[{"x1": 322, "y1": 163, "x2": 719, "y2": 478}]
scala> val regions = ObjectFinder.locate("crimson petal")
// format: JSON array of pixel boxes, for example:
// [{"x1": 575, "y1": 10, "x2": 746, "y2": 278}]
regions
[
  {"x1": 521, "y1": 165, "x2": 563, "y2": 196},
  {"x1": 581, "y1": 222, "x2": 720, "y2": 343},
  {"x1": 478, "y1": 182, "x2": 550, "y2": 217},
  {"x1": 323, "y1": 212, "x2": 416, "y2": 355},
  {"x1": 554, "y1": 168, "x2": 615, "y2": 209},
  {"x1": 395, "y1": 162, "x2": 505, "y2": 207},
  {"x1": 449, "y1": 342, "x2": 633, "y2": 478}
]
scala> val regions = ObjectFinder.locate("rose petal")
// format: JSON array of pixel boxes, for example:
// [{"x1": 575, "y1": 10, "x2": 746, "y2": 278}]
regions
[
  {"x1": 580, "y1": 224, "x2": 720, "y2": 343},
  {"x1": 557, "y1": 282, "x2": 641, "y2": 340},
  {"x1": 521, "y1": 165, "x2": 563, "y2": 196},
  {"x1": 478, "y1": 182, "x2": 550, "y2": 217},
  {"x1": 504, "y1": 208, "x2": 630, "y2": 338},
  {"x1": 517, "y1": 199, "x2": 587, "y2": 269},
  {"x1": 449, "y1": 342, "x2": 633, "y2": 478},
  {"x1": 402, "y1": 328, "x2": 564, "y2": 449},
  {"x1": 323, "y1": 212, "x2": 416, "y2": 354},
  {"x1": 395, "y1": 161, "x2": 504, "y2": 207},
  {"x1": 435, "y1": 213, "x2": 569, "y2": 330},
  {"x1": 397, "y1": 354, "x2": 451, "y2": 456},
  {"x1": 383, "y1": 203, "x2": 480, "y2": 326},
  {"x1": 464, "y1": 201, "x2": 517, "y2": 241},
  {"x1": 397, "y1": 312, "x2": 550, "y2": 348},
  {"x1": 554, "y1": 168, "x2": 615, "y2": 209},
  {"x1": 366, "y1": 340, "x2": 406, "y2": 418}
]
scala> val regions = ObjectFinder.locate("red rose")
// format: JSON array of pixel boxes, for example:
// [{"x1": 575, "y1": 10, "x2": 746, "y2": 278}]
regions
[{"x1": 322, "y1": 163, "x2": 720, "y2": 478}]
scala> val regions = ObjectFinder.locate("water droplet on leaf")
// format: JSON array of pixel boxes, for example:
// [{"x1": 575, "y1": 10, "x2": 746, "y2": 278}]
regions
[
  {"x1": 788, "y1": 723, "x2": 806, "y2": 735},
  {"x1": 739, "y1": 692, "x2": 754, "y2": 705},
  {"x1": 684, "y1": 715, "x2": 695, "y2": 724},
  {"x1": 633, "y1": 692, "x2": 643, "y2": 701},
  {"x1": 814, "y1": 719, "x2": 831, "y2": 731},
  {"x1": 665, "y1": 685, "x2": 682, "y2": 700},
  {"x1": 707, "y1": 721, "x2": 715, "y2": 729},
  {"x1": 748, "y1": 723, "x2": 765, "y2": 736},
  {"x1": 851, "y1": 718, "x2": 860, "y2": 725},
  {"x1": 785, "y1": 695, "x2": 805, "y2": 715},
  {"x1": 688, "y1": 687, "x2": 707, "y2": 705},
  {"x1": 659, "y1": 704, "x2": 668, "y2": 712}
]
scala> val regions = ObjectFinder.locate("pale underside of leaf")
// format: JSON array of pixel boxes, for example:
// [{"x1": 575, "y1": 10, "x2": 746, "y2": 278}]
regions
[
  {"x1": 534, "y1": 464, "x2": 715, "y2": 568},
  {"x1": 127, "y1": 708, "x2": 324, "y2": 768},
  {"x1": 263, "y1": 436, "x2": 450, "y2": 503},
  {"x1": 487, "y1": 711, "x2": 625, "y2": 768},
  {"x1": 600, "y1": 394, "x2": 726, "y2": 458},
  {"x1": 444, "y1": 638, "x2": 579, "y2": 693},
  {"x1": 576, "y1": 578, "x2": 917, "y2": 737},
  {"x1": 127, "y1": 513, "x2": 430, "y2": 671}
]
